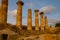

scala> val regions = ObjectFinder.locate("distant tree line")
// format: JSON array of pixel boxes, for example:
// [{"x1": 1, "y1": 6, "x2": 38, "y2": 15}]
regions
[{"x1": 55, "y1": 23, "x2": 60, "y2": 27}]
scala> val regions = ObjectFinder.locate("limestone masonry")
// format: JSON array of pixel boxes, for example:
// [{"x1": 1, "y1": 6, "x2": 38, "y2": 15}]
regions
[
  {"x1": 0, "y1": 0, "x2": 8, "y2": 26},
  {"x1": 16, "y1": 0, "x2": 24, "y2": 30},
  {"x1": 0, "y1": 0, "x2": 60, "y2": 40}
]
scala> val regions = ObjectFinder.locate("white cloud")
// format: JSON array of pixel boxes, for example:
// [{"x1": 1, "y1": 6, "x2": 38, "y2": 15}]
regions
[
  {"x1": 40, "y1": 5, "x2": 56, "y2": 13},
  {"x1": 48, "y1": 18, "x2": 60, "y2": 26},
  {"x1": 7, "y1": 9, "x2": 17, "y2": 25},
  {"x1": 8, "y1": 9, "x2": 17, "y2": 15}
]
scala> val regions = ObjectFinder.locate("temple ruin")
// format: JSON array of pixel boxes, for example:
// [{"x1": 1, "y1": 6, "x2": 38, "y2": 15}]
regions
[
  {"x1": 44, "y1": 16, "x2": 49, "y2": 30},
  {"x1": 0, "y1": 0, "x2": 8, "y2": 27},
  {"x1": 35, "y1": 9, "x2": 39, "y2": 31},
  {"x1": 27, "y1": 9, "x2": 32, "y2": 30},
  {"x1": 16, "y1": 0, "x2": 24, "y2": 30},
  {"x1": 40, "y1": 12, "x2": 45, "y2": 31},
  {"x1": 0, "y1": 0, "x2": 60, "y2": 40}
]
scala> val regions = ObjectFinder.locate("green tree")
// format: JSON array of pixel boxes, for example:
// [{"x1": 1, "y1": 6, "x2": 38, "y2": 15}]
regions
[{"x1": 55, "y1": 23, "x2": 60, "y2": 27}]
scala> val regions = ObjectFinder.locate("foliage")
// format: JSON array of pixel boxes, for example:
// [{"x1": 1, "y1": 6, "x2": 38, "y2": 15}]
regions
[{"x1": 55, "y1": 23, "x2": 60, "y2": 27}]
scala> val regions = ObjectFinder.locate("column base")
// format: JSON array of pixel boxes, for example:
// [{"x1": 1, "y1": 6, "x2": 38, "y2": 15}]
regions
[
  {"x1": 27, "y1": 28, "x2": 32, "y2": 31},
  {"x1": 41, "y1": 27, "x2": 44, "y2": 31},
  {"x1": 35, "y1": 28, "x2": 39, "y2": 31}
]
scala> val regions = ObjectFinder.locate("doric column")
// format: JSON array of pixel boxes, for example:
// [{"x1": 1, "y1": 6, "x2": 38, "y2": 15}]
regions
[
  {"x1": 34, "y1": 9, "x2": 39, "y2": 30},
  {"x1": 27, "y1": 9, "x2": 32, "y2": 30},
  {"x1": 16, "y1": 0, "x2": 24, "y2": 30},
  {"x1": 0, "y1": 0, "x2": 8, "y2": 25},
  {"x1": 40, "y1": 12, "x2": 45, "y2": 31},
  {"x1": 44, "y1": 16, "x2": 48, "y2": 29}
]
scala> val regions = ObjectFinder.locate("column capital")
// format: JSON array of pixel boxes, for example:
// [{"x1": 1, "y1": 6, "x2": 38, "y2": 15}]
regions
[
  {"x1": 40, "y1": 12, "x2": 44, "y2": 15},
  {"x1": 17, "y1": 1, "x2": 24, "y2": 6},
  {"x1": 34, "y1": 9, "x2": 39, "y2": 12},
  {"x1": 28, "y1": 9, "x2": 32, "y2": 11}
]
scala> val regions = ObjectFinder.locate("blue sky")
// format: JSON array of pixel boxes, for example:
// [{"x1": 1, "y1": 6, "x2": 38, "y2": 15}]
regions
[{"x1": 0, "y1": 0, "x2": 60, "y2": 26}]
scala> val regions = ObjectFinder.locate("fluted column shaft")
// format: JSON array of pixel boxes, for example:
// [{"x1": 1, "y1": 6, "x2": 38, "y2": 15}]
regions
[
  {"x1": 27, "y1": 9, "x2": 32, "y2": 30},
  {"x1": 45, "y1": 16, "x2": 48, "y2": 29},
  {"x1": 16, "y1": 1, "x2": 24, "y2": 30},
  {"x1": 0, "y1": 0, "x2": 8, "y2": 24},
  {"x1": 40, "y1": 12, "x2": 45, "y2": 31},
  {"x1": 34, "y1": 9, "x2": 39, "y2": 30}
]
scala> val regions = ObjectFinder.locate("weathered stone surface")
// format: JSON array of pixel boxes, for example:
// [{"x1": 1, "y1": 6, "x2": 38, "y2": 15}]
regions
[
  {"x1": 34, "y1": 9, "x2": 39, "y2": 31},
  {"x1": 44, "y1": 34, "x2": 58, "y2": 40},
  {"x1": 0, "y1": 0, "x2": 8, "y2": 24},
  {"x1": 8, "y1": 35, "x2": 18, "y2": 40},
  {"x1": 0, "y1": 23, "x2": 5, "y2": 30},
  {"x1": 0, "y1": 0, "x2": 60, "y2": 40},
  {"x1": 44, "y1": 16, "x2": 49, "y2": 29},
  {"x1": 16, "y1": 1, "x2": 24, "y2": 30},
  {"x1": 40, "y1": 12, "x2": 45, "y2": 31},
  {"x1": 27, "y1": 9, "x2": 32, "y2": 30}
]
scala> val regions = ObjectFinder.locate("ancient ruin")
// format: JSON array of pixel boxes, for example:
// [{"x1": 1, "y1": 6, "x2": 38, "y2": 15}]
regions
[
  {"x1": 0, "y1": 0, "x2": 8, "y2": 27},
  {"x1": 0, "y1": 0, "x2": 60, "y2": 40},
  {"x1": 27, "y1": 9, "x2": 32, "y2": 30},
  {"x1": 40, "y1": 12, "x2": 45, "y2": 31},
  {"x1": 44, "y1": 16, "x2": 49, "y2": 30},
  {"x1": 35, "y1": 9, "x2": 39, "y2": 30},
  {"x1": 16, "y1": 0, "x2": 24, "y2": 30}
]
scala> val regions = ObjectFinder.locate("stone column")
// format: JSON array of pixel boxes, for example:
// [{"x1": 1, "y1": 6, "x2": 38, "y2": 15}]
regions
[
  {"x1": 44, "y1": 16, "x2": 48, "y2": 29},
  {"x1": 40, "y1": 12, "x2": 45, "y2": 31},
  {"x1": 27, "y1": 9, "x2": 32, "y2": 30},
  {"x1": 34, "y1": 9, "x2": 39, "y2": 30},
  {"x1": 16, "y1": 0, "x2": 24, "y2": 30},
  {"x1": 0, "y1": 0, "x2": 8, "y2": 27}
]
